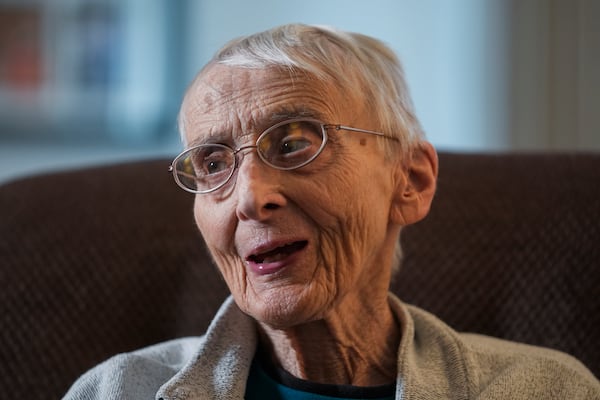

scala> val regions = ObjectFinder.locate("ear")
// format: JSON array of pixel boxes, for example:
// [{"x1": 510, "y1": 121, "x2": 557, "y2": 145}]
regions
[{"x1": 390, "y1": 142, "x2": 438, "y2": 226}]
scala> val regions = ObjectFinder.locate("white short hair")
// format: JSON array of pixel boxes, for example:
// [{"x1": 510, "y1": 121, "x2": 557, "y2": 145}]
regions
[{"x1": 181, "y1": 23, "x2": 426, "y2": 162}]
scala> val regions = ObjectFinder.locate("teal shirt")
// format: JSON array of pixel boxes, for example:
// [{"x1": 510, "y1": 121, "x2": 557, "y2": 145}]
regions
[{"x1": 245, "y1": 358, "x2": 396, "y2": 400}]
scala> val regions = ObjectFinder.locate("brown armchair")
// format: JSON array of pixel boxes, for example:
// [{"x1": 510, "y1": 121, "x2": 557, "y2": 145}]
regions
[{"x1": 1, "y1": 152, "x2": 598, "y2": 399}]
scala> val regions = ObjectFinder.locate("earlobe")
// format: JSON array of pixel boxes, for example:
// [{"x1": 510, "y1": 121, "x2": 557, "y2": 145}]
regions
[{"x1": 390, "y1": 142, "x2": 438, "y2": 226}]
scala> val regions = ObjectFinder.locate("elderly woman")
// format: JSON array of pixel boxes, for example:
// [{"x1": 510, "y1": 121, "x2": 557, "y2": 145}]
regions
[{"x1": 65, "y1": 24, "x2": 599, "y2": 399}]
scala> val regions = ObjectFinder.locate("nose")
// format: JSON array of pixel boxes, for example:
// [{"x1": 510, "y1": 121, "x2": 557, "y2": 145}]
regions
[{"x1": 234, "y1": 152, "x2": 287, "y2": 222}]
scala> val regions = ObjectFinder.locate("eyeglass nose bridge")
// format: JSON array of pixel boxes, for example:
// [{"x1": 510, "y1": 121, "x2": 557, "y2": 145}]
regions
[
  {"x1": 230, "y1": 144, "x2": 261, "y2": 169},
  {"x1": 227, "y1": 143, "x2": 290, "y2": 192},
  {"x1": 231, "y1": 142, "x2": 288, "y2": 182},
  {"x1": 232, "y1": 144, "x2": 259, "y2": 157}
]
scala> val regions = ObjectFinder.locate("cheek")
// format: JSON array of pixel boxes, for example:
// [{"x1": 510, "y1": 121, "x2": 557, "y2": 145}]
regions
[
  {"x1": 298, "y1": 166, "x2": 391, "y2": 290},
  {"x1": 194, "y1": 200, "x2": 261, "y2": 311},
  {"x1": 194, "y1": 198, "x2": 235, "y2": 247},
  {"x1": 193, "y1": 198, "x2": 242, "y2": 278}
]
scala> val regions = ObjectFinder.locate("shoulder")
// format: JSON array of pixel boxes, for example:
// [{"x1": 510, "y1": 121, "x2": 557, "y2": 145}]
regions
[
  {"x1": 404, "y1": 304, "x2": 599, "y2": 399},
  {"x1": 62, "y1": 336, "x2": 203, "y2": 400},
  {"x1": 459, "y1": 333, "x2": 600, "y2": 398}
]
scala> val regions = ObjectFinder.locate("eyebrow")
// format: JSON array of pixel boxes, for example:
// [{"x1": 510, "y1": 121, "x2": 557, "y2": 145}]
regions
[
  {"x1": 187, "y1": 129, "x2": 230, "y2": 148},
  {"x1": 269, "y1": 107, "x2": 322, "y2": 122}
]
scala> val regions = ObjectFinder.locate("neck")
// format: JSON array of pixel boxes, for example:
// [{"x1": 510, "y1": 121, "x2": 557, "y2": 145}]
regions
[{"x1": 257, "y1": 292, "x2": 400, "y2": 387}]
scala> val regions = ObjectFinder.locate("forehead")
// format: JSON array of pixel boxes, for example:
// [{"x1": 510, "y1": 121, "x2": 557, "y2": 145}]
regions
[{"x1": 180, "y1": 64, "x2": 350, "y2": 143}]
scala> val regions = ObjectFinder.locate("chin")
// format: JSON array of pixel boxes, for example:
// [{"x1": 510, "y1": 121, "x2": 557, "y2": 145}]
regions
[{"x1": 244, "y1": 288, "x2": 331, "y2": 330}]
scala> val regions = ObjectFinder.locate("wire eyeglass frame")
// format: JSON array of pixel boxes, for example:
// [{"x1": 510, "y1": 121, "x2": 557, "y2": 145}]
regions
[{"x1": 169, "y1": 117, "x2": 398, "y2": 194}]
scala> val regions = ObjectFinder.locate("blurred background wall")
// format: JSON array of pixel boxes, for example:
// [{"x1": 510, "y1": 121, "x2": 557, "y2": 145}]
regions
[{"x1": 0, "y1": 0, "x2": 598, "y2": 183}]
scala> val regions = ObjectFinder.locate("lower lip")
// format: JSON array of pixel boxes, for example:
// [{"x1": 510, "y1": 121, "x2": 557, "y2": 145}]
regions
[{"x1": 246, "y1": 249, "x2": 303, "y2": 276}]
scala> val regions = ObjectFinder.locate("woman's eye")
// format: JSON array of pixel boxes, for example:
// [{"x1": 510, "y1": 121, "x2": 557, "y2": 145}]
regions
[
  {"x1": 191, "y1": 147, "x2": 232, "y2": 176},
  {"x1": 204, "y1": 159, "x2": 229, "y2": 174},
  {"x1": 279, "y1": 137, "x2": 311, "y2": 154},
  {"x1": 258, "y1": 120, "x2": 323, "y2": 166}
]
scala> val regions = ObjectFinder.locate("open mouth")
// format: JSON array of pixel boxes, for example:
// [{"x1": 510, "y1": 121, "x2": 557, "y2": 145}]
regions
[{"x1": 247, "y1": 240, "x2": 308, "y2": 264}]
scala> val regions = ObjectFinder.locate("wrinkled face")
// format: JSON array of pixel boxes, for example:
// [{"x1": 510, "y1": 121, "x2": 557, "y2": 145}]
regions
[{"x1": 180, "y1": 64, "x2": 402, "y2": 328}]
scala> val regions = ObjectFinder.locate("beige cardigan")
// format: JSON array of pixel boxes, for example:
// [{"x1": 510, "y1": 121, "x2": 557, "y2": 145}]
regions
[{"x1": 64, "y1": 295, "x2": 600, "y2": 399}]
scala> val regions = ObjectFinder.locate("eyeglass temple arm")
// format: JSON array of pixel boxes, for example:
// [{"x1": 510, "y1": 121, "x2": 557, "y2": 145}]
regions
[{"x1": 328, "y1": 125, "x2": 399, "y2": 141}]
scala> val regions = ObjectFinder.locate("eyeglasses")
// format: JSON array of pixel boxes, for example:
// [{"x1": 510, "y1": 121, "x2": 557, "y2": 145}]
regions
[{"x1": 169, "y1": 117, "x2": 398, "y2": 194}]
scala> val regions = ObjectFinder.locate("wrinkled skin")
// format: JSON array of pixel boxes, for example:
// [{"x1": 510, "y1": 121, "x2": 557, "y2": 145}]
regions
[{"x1": 180, "y1": 64, "x2": 438, "y2": 385}]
